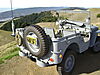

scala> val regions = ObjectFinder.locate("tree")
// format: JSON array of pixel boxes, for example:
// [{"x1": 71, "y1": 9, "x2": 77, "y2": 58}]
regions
[{"x1": 97, "y1": 14, "x2": 100, "y2": 18}]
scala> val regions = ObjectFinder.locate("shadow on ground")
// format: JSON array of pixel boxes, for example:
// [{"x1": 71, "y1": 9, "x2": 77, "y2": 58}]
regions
[{"x1": 70, "y1": 49, "x2": 100, "y2": 75}]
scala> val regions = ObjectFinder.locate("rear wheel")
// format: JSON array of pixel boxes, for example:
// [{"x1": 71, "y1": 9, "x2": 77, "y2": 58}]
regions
[
  {"x1": 57, "y1": 50, "x2": 77, "y2": 75},
  {"x1": 23, "y1": 25, "x2": 49, "y2": 58}
]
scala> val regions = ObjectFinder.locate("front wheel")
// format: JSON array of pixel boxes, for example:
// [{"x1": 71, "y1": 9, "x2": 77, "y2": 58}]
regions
[
  {"x1": 57, "y1": 50, "x2": 77, "y2": 75},
  {"x1": 93, "y1": 36, "x2": 100, "y2": 52}
]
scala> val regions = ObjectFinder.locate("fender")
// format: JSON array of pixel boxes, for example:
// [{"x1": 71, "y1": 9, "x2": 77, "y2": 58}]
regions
[
  {"x1": 90, "y1": 26, "x2": 99, "y2": 47},
  {"x1": 64, "y1": 43, "x2": 79, "y2": 55},
  {"x1": 96, "y1": 30, "x2": 100, "y2": 34}
]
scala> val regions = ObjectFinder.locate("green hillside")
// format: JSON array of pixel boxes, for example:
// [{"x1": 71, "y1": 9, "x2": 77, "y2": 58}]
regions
[{"x1": 0, "y1": 11, "x2": 57, "y2": 31}]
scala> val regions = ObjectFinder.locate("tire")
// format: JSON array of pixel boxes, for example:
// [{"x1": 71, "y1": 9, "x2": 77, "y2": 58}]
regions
[
  {"x1": 92, "y1": 36, "x2": 100, "y2": 52},
  {"x1": 57, "y1": 50, "x2": 77, "y2": 75},
  {"x1": 23, "y1": 25, "x2": 49, "y2": 58}
]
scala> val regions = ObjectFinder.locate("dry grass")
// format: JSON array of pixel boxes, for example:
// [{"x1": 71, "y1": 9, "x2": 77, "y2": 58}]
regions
[
  {"x1": 37, "y1": 22, "x2": 58, "y2": 29},
  {"x1": 57, "y1": 8, "x2": 100, "y2": 26},
  {"x1": 58, "y1": 11, "x2": 88, "y2": 22},
  {"x1": 89, "y1": 8, "x2": 100, "y2": 24},
  {"x1": 37, "y1": 22, "x2": 59, "y2": 32},
  {"x1": 0, "y1": 41, "x2": 18, "y2": 64},
  {"x1": 0, "y1": 30, "x2": 17, "y2": 64},
  {"x1": 0, "y1": 41, "x2": 16, "y2": 56},
  {"x1": 0, "y1": 30, "x2": 14, "y2": 46}
]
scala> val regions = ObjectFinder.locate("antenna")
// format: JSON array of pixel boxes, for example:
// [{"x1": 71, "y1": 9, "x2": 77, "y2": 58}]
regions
[{"x1": 10, "y1": 0, "x2": 15, "y2": 36}]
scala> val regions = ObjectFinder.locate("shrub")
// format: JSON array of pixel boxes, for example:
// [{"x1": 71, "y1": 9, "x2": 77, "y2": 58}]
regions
[{"x1": 97, "y1": 14, "x2": 100, "y2": 18}]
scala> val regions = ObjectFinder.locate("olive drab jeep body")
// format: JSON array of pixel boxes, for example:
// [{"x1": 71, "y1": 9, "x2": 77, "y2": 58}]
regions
[{"x1": 14, "y1": 10, "x2": 100, "y2": 75}]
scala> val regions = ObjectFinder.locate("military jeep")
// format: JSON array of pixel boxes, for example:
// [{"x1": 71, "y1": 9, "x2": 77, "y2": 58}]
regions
[{"x1": 14, "y1": 10, "x2": 100, "y2": 75}]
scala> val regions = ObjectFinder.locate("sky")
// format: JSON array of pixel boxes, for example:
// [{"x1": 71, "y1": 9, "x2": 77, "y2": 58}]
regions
[{"x1": 0, "y1": 0, "x2": 100, "y2": 9}]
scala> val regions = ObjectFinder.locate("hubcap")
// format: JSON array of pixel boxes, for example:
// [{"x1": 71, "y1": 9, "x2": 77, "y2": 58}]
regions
[
  {"x1": 64, "y1": 55, "x2": 75, "y2": 72},
  {"x1": 26, "y1": 32, "x2": 40, "y2": 53},
  {"x1": 16, "y1": 33, "x2": 22, "y2": 46}
]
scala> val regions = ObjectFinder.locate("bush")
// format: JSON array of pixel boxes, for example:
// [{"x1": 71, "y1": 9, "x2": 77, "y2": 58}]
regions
[{"x1": 97, "y1": 14, "x2": 100, "y2": 18}]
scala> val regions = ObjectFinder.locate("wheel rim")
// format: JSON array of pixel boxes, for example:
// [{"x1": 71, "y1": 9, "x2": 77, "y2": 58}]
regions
[
  {"x1": 26, "y1": 32, "x2": 40, "y2": 53},
  {"x1": 64, "y1": 55, "x2": 75, "y2": 72}
]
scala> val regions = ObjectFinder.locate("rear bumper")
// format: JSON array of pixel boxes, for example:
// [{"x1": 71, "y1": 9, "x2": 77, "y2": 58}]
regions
[{"x1": 18, "y1": 45, "x2": 62, "y2": 67}]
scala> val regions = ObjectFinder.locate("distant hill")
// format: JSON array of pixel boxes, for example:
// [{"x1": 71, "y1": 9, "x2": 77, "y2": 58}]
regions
[
  {"x1": 63, "y1": 7, "x2": 87, "y2": 10},
  {"x1": 0, "y1": 8, "x2": 11, "y2": 13},
  {"x1": 0, "y1": 7, "x2": 65, "y2": 21},
  {"x1": 0, "y1": 11, "x2": 58, "y2": 31},
  {"x1": 0, "y1": 7, "x2": 88, "y2": 22}
]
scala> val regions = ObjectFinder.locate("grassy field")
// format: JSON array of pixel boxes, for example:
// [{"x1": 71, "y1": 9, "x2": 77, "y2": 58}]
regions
[
  {"x1": 58, "y1": 8, "x2": 100, "y2": 25},
  {"x1": 0, "y1": 44, "x2": 19, "y2": 64},
  {"x1": 58, "y1": 11, "x2": 88, "y2": 22},
  {"x1": 0, "y1": 29, "x2": 18, "y2": 64},
  {"x1": 37, "y1": 22, "x2": 58, "y2": 31},
  {"x1": 0, "y1": 30, "x2": 14, "y2": 46},
  {"x1": 89, "y1": 8, "x2": 100, "y2": 23}
]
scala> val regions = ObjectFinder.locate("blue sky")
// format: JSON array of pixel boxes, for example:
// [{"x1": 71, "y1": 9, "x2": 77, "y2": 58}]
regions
[{"x1": 0, "y1": 0, "x2": 100, "y2": 12}]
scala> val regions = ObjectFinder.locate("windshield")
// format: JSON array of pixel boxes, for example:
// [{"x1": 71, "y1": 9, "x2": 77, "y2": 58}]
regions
[{"x1": 56, "y1": 10, "x2": 90, "y2": 23}]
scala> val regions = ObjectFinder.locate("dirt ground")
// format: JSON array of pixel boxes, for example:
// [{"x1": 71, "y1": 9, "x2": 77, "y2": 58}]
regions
[
  {"x1": 0, "y1": 56, "x2": 58, "y2": 75},
  {"x1": 0, "y1": 50, "x2": 100, "y2": 75}
]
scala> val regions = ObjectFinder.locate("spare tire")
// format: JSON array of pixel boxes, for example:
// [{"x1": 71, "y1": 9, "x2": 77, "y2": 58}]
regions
[{"x1": 23, "y1": 25, "x2": 49, "y2": 58}]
